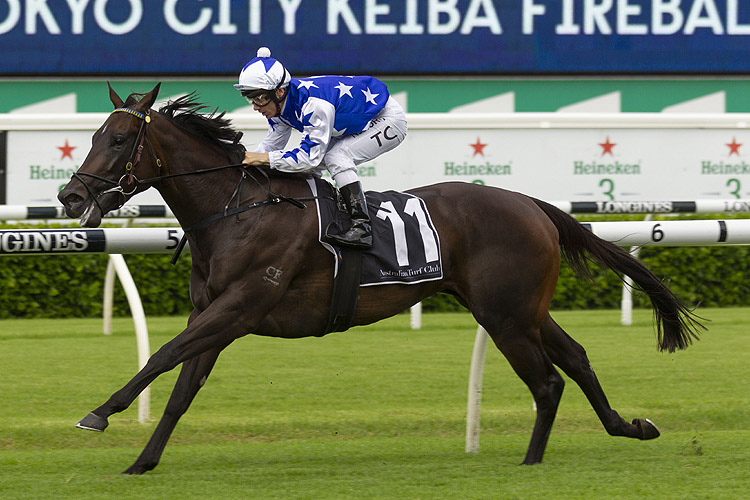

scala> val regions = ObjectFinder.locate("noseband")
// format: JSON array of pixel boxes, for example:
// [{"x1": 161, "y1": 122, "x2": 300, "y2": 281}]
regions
[
  {"x1": 71, "y1": 106, "x2": 162, "y2": 214},
  {"x1": 68, "y1": 104, "x2": 306, "y2": 257}
]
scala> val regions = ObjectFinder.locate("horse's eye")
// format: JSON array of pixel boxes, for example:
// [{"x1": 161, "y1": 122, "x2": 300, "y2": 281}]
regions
[{"x1": 111, "y1": 135, "x2": 126, "y2": 147}]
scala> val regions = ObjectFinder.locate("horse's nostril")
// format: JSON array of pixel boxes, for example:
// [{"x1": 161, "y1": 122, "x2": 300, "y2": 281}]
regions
[{"x1": 64, "y1": 193, "x2": 84, "y2": 206}]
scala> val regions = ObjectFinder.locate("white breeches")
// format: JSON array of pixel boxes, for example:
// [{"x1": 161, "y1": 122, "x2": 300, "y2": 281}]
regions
[{"x1": 326, "y1": 96, "x2": 408, "y2": 187}]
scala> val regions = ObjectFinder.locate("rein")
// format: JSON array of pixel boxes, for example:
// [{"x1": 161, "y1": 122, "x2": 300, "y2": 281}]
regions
[
  {"x1": 74, "y1": 105, "x2": 318, "y2": 264},
  {"x1": 76, "y1": 106, "x2": 262, "y2": 196},
  {"x1": 73, "y1": 107, "x2": 242, "y2": 210},
  {"x1": 169, "y1": 166, "x2": 311, "y2": 264}
]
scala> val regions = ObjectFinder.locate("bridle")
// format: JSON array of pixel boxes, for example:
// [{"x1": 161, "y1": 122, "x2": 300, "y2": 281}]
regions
[
  {"x1": 71, "y1": 106, "x2": 247, "y2": 209},
  {"x1": 71, "y1": 106, "x2": 162, "y2": 215},
  {"x1": 69, "y1": 104, "x2": 315, "y2": 263}
]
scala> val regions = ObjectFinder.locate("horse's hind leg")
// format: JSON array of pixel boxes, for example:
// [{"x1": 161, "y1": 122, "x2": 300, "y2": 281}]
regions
[
  {"x1": 540, "y1": 314, "x2": 660, "y2": 440},
  {"x1": 122, "y1": 345, "x2": 225, "y2": 475},
  {"x1": 480, "y1": 318, "x2": 566, "y2": 465}
]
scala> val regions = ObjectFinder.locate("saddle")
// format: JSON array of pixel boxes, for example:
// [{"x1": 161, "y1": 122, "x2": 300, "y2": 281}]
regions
[{"x1": 307, "y1": 178, "x2": 443, "y2": 334}]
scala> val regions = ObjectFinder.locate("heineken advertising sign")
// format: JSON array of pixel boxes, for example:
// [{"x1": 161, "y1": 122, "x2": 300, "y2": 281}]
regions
[
  {"x1": 8, "y1": 124, "x2": 750, "y2": 205},
  {"x1": 2, "y1": 1, "x2": 750, "y2": 74},
  {"x1": 326, "y1": 127, "x2": 750, "y2": 201},
  {"x1": 5, "y1": 128, "x2": 267, "y2": 205},
  {"x1": 400, "y1": 129, "x2": 750, "y2": 201}
]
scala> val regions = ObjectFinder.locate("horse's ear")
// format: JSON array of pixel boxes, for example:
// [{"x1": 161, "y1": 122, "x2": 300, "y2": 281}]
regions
[
  {"x1": 138, "y1": 82, "x2": 162, "y2": 112},
  {"x1": 108, "y1": 81, "x2": 124, "y2": 109}
]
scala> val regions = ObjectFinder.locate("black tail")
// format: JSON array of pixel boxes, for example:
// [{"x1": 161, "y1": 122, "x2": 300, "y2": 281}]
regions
[{"x1": 532, "y1": 197, "x2": 703, "y2": 353}]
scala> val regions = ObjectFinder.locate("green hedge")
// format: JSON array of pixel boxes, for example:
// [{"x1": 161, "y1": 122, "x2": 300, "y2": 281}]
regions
[
  {"x1": 2, "y1": 218, "x2": 750, "y2": 318},
  {"x1": 0, "y1": 253, "x2": 193, "y2": 319}
]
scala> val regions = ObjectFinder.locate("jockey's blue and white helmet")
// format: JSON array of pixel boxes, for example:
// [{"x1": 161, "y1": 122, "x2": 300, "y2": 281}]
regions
[{"x1": 234, "y1": 47, "x2": 291, "y2": 99}]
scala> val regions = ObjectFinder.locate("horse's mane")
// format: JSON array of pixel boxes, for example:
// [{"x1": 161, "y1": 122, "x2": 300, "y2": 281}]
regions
[{"x1": 126, "y1": 92, "x2": 246, "y2": 164}]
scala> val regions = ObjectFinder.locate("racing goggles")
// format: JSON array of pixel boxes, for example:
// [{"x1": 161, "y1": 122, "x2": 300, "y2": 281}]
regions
[{"x1": 242, "y1": 90, "x2": 274, "y2": 107}]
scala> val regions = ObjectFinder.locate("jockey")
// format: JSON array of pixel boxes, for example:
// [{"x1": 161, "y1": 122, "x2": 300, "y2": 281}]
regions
[{"x1": 235, "y1": 47, "x2": 408, "y2": 249}]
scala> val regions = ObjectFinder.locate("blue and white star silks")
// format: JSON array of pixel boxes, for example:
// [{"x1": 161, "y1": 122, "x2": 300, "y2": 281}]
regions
[
  {"x1": 253, "y1": 75, "x2": 390, "y2": 173},
  {"x1": 334, "y1": 82, "x2": 353, "y2": 98},
  {"x1": 297, "y1": 80, "x2": 319, "y2": 90},
  {"x1": 362, "y1": 87, "x2": 379, "y2": 105}
]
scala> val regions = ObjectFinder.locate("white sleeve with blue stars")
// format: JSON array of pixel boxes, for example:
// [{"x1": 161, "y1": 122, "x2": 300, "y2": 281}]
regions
[
  {"x1": 252, "y1": 120, "x2": 292, "y2": 154},
  {"x1": 268, "y1": 97, "x2": 335, "y2": 173}
]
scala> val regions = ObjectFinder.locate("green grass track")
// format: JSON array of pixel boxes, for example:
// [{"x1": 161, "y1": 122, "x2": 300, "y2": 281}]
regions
[{"x1": 1, "y1": 309, "x2": 748, "y2": 499}]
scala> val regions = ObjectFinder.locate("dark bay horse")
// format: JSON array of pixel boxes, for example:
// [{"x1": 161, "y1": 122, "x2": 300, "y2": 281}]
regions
[{"x1": 58, "y1": 84, "x2": 702, "y2": 475}]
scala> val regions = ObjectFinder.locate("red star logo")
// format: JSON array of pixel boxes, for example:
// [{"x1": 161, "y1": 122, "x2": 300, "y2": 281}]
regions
[
  {"x1": 470, "y1": 137, "x2": 487, "y2": 157},
  {"x1": 599, "y1": 137, "x2": 616, "y2": 156},
  {"x1": 57, "y1": 140, "x2": 76, "y2": 160},
  {"x1": 727, "y1": 137, "x2": 742, "y2": 156}
]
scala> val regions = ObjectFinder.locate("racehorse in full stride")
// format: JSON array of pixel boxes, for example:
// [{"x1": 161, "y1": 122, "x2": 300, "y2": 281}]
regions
[{"x1": 58, "y1": 83, "x2": 702, "y2": 474}]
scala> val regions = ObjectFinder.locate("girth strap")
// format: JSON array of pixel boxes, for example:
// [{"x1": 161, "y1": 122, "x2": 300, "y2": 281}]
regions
[{"x1": 323, "y1": 247, "x2": 363, "y2": 334}]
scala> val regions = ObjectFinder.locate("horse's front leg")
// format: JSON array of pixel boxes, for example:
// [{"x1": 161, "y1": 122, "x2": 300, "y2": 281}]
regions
[{"x1": 76, "y1": 294, "x2": 255, "y2": 432}]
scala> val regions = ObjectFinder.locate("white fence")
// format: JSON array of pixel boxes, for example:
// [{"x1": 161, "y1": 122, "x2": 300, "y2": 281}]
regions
[
  {"x1": 4, "y1": 199, "x2": 750, "y2": 221},
  {"x1": 0, "y1": 205, "x2": 173, "y2": 220},
  {"x1": 0, "y1": 227, "x2": 184, "y2": 255}
]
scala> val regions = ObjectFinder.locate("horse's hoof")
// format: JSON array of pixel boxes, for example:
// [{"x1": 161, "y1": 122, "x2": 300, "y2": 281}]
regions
[
  {"x1": 122, "y1": 464, "x2": 149, "y2": 475},
  {"x1": 633, "y1": 418, "x2": 660, "y2": 440},
  {"x1": 76, "y1": 412, "x2": 109, "y2": 432}
]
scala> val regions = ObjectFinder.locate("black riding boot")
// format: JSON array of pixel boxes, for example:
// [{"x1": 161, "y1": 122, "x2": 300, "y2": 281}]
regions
[{"x1": 328, "y1": 182, "x2": 373, "y2": 249}]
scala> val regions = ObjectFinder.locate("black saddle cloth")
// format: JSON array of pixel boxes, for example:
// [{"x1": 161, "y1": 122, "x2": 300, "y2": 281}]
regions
[{"x1": 308, "y1": 177, "x2": 443, "y2": 286}]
